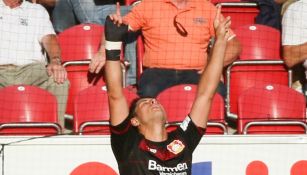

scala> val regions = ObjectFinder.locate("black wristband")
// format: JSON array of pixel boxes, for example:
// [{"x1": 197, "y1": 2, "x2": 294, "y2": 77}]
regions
[
  {"x1": 106, "y1": 50, "x2": 121, "y2": 61},
  {"x1": 104, "y1": 16, "x2": 128, "y2": 61}
]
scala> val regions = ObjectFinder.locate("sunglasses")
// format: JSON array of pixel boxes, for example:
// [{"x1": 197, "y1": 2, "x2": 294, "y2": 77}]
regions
[{"x1": 173, "y1": 14, "x2": 188, "y2": 37}]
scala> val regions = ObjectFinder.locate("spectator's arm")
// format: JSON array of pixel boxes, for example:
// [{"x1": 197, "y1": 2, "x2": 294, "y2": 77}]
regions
[
  {"x1": 42, "y1": 34, "x2": 67, "y2": 84},
  {"x1": 42, "y1": 34, "x2": 61, "y2": 63},
  {"x1": 283, "y1": 42, "x2": 307, "y2": 67},
  {"x1": 224, "y1": 37, "x2": 241, "y2": 66},
  {"x1": 89, "y1": 34, "x2": 106, "y2": 74}
]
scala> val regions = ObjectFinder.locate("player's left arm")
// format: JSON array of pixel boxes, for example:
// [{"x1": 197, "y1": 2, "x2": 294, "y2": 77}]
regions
[{"x1": 189, "y1": 5, "x2": 230, "y2": 128}]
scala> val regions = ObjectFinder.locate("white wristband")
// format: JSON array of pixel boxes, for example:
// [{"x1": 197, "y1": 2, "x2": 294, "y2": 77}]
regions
[{"x1": 105, "y1": 41, "x2": 122, "y2": 50}]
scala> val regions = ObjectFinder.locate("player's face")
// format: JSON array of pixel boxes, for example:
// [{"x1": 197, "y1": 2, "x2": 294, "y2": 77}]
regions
[{"x1": 134, "y1": 98, "x2": 167, "y2": 124}]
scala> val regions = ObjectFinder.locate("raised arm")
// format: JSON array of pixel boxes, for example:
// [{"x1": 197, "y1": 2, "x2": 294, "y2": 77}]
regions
[
  {"x1": 104, "y1": 4, "x2": 130, "y2": 126},
  {"x1": 189, "y1": 5, "x2": 230, "y2": 128}
]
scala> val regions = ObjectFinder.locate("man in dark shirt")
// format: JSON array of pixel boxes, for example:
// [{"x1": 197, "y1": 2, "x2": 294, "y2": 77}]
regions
[{"x1": 104, "y1": 4, "x2": 231, "y2": 175}]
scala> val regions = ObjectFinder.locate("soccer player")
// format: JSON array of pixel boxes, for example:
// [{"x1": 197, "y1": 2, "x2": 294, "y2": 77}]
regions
[{"x1": 104, "y1": 4, "x2": 231, "y2": 175}]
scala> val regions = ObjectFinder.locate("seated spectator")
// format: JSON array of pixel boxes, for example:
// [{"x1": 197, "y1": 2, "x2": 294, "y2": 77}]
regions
[
  {"x1": 0, "y1": 0, "x2": 69, "y2": 129},
  {"x1": 255, "y1": 0, "x2": 283, "y2": 30},
  {"x1": 52, "y1": 0, "x2": 137, "y2": 86},
  {"x1": 28, "y1": 0, "x2": 56, "y2": 14},
  {"x1": 108, "y1": 0, "x2": 241, "y2": 98},
  {"x1": 282, "y1": 0, "x2": 307, "y2": 97}
]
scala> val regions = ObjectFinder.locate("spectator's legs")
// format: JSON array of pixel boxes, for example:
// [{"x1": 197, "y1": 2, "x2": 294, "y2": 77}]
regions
[
  {"x1": 52, "y1": 0, "x2": 78, "y2": 33},
  {"x1": 137, "y1": 68, "x2": 177, "y2": 98},
  {"x1": 137, "y1": 69, "x2": 227, "y2": 98},
  {"x1": 124, "y1": 31, "x2": 138, "y2": 86},
  {"x1": 177, "y1": 70, "x2": 227, "y2": 98},
  {"x1": 0, "y1": 63, "x2": 69, "y2": 129},
  {"x1": 70, "y1": 0, "x2": 97, "y2": 24},
  {"x1": 40, "y1": 77, "x2": 69, "y2": 130}
]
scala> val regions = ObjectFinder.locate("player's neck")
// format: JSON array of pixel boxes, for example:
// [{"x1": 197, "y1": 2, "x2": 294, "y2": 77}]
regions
[
  {"x1": 140, "y1": 124, "x2": 168, "y2": 142},
  {"x1": 171, "y1": 0, "x2": 188, "y2": 9},
  {"x1": 3, "y1": 0, "x2": 22, "y2": 8}
]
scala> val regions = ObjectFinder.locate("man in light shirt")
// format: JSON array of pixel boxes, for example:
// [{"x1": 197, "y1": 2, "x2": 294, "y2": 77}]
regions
[
  {"x1": 282, "y1": 0, "x2": 307, "y2": 97},
  {"x1": 0, "y1": 0, "x2": 69, "y2": 129}
]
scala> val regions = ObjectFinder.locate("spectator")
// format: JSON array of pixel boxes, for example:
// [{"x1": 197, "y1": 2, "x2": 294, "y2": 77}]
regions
[
  {"x1": 27, "y1": 0, "x2": 56, "y2": 16},
  {"x1": 282, "y1": 0, "x2": 307, "y2": 96},
  {"x1": 104, "y1": 5, "x2": 231, "y2": 174},
  {"x1": 110, "y1": 0, "x2": 241, "y2": 98},
  {"x1": 255, "y1": 0, "x2": 283, "y2": 30},
  {"x1": 52, "y1": 0, "x2": 137, "y2": 86},
  {"x1": 0, "y1": 0, "x2": 69, "y2": 129}
]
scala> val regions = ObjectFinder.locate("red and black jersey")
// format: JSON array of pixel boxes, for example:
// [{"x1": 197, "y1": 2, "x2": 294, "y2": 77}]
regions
[{"x1": 111, "y1": 116, "x2": 206, "y2": 175}]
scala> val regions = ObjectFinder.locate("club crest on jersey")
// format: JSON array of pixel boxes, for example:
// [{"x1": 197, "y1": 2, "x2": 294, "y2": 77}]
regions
[{"x1": 167, "y1": 140, "x2": 185, "y2": 154}]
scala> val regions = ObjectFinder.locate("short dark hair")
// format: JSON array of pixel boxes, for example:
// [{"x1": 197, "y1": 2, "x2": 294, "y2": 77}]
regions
[{"x1": 127, "y1": 97, "x2": 141, "y2": 120}]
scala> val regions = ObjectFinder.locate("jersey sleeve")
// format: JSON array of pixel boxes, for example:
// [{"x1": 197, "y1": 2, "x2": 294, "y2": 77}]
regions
[
  {"x1": 178, "y1": 116, "x2": 206, "y2": 152},
  {"x1": 110, "y1": 116, "x2": 138, "y2": 161}
]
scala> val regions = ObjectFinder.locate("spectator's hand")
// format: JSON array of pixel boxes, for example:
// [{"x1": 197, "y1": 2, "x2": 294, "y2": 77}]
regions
[
  {"x1": 89, "y1": 51, "x2": 106, "y2": 73},
  {"x1": 214, "y1": 5, "x2": 231, "y2": 42},
  {"x1": 109, "y1": 2, "x2": 128, "y2": 26},
  {"x1": 47, "y1": 62, "x2": 67, "y2": 84}
]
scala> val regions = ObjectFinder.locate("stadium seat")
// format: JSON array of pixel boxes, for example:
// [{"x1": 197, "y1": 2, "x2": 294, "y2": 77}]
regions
[
  {"x1": 58, "y1": 23, "x2": 104, "y2": 62},
  {"x1": 225, "y1": 24, "x2": 291, "y2": 120},
  {"x1": 73, "y1": 85, "x2": 138, "y2": 135},
  {"x1": 235, "y1": 24, "x2": 281, "y2": 60},
  {"x1": 211, "y1": 1, "x2": 259, "y2": 29},
  {"x1": 0, "y1": 85, "x2": 61, "y2": 135},
  {"x1": 58, "y1": 24, "x2": 126, "y2": 116},
  {"x1": 58, "y1": 24, "x2": 106, "y2": 116},
  {"x1": 157, "y1": 84, "x2": 227, "y2": 135},
  {"x1": 125, "y1": 0, "x2": 138, "y2": 5},
  {"x1": 237, "y1": 84, "x2": 307, "y2": 134}
]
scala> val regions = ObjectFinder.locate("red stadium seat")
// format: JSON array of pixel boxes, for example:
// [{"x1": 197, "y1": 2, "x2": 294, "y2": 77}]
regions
[
  {"x1": 235, "y1": 24, "x2": 281, "y2": 60},
  {"x1": 0, "y1": 85, "x2": 61, "y2": 135},
  {"x1": 58, "y1": 24, "x2": 126, "y2": 115},
  {"x1": 58, "y1": 24, "x2": 106, "y2": 115},
  {"x1": 157, "y1": 84, "x2": 227, "y2": 135},
  {"x1": 237, "y1": 84, "x2": 306, "y2": 134},
  {"x1": 225, "y1": 24, "x2": 291, "y2": 120},
  {"x1": 74, "y1": 85, "x2": 138, "y2": 135},
  {"x1": 58, "y1": 23, "x2": 104, "y2": 62},
  {"x1": 63, "y1": 62, "x2": 106, "y2": 116},
  {"x1": 212, "y1": 1, "x2": 259, "y2": 29},
  {"x1": 125, "y1": 0, "x2": 138, "y2": 5}
]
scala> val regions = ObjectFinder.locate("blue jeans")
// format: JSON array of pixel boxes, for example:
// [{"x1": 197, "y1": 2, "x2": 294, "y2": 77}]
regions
[
  {"x1": 138, "y1": 68, "x2": 227, "y2": 98},
  {"x1": 52, "y1": 0, "x2": 137, "y2": 85}
]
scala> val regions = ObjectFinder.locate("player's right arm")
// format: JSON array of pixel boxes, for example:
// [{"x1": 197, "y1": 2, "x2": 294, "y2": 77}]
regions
[{"x1": 105, "y1": 4, "x2": 130, "y2": 126}]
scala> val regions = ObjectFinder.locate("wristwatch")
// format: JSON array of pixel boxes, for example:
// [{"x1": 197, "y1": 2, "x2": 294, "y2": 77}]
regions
[{"x1": 51, "y1": 57, "x2": 62, "y2": 65}]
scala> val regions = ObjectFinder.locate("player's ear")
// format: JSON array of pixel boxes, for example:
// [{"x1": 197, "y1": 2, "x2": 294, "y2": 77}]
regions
[{"x1": 130, "y1": 117, "x2": 140, "y2": 127}]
